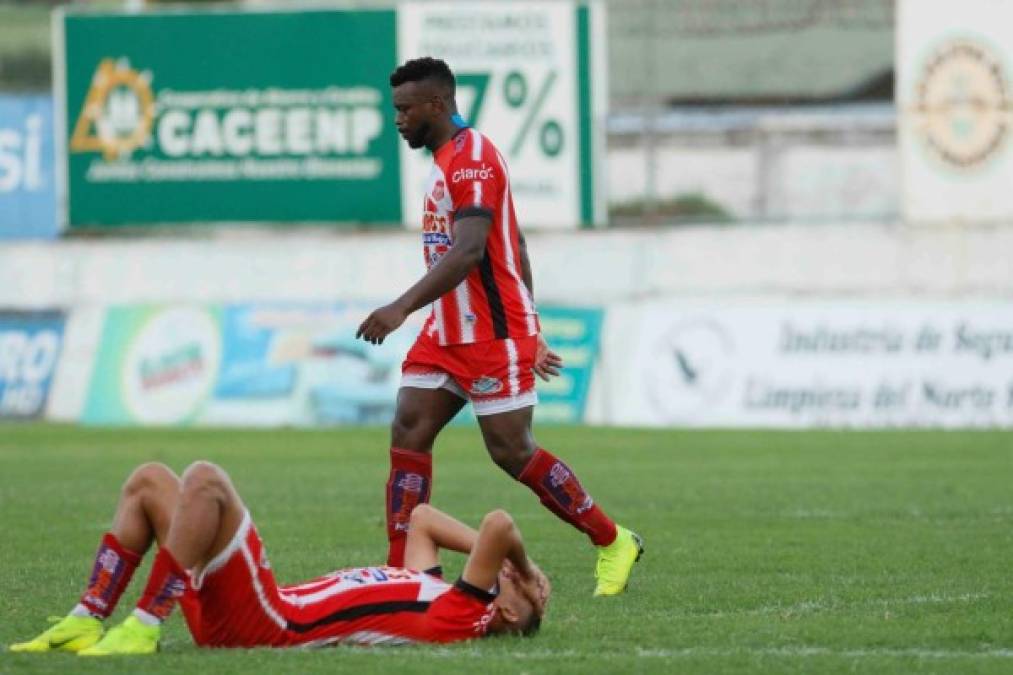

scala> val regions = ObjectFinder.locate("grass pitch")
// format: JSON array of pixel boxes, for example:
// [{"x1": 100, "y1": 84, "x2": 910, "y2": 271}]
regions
[{"x1": 1, "y1": 425, "x2": 1011, "y2": 674}]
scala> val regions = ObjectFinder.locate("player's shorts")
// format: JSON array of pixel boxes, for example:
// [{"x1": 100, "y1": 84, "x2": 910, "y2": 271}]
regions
[
  {"x1": 401, "y1": 331, "x2": 538, "y2": 416},
  {"x1": 179, "y1": 511, "x2": 289, "y2": 648}
]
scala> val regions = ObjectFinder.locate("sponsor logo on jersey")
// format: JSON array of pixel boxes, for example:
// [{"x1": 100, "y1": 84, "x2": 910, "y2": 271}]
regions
[
  {"x1": 470, "y1": 376, "x2": 503, "y2": 395},
  {"x1": 423, "y1": 211, "x2": 448, "y2": 234},
  {"x1": 423, "y1": 232, "x2": 451, "y2": 246},
  {"x1": 451, "y1": 163, "x2": 495, "y2": 183}
]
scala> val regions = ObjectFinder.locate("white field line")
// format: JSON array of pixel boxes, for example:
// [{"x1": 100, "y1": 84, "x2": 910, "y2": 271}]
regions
[
  {"x1": 724, "y1": 592, "x2": 990, "y2": 618},
  {"x1": 348, "y1": 646, "x2": 1013, "y2": 661}
]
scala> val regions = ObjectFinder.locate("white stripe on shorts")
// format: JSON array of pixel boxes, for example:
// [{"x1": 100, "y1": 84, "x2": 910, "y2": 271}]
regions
[
  {"x1": 505, "y1": 338, "x2": 519, "y2": 397},
  {"x1": 473, "y1": 391, "x2": 538, "y2": 416},
  {"x1": 240, "y1": 541, "x2": 287, "y2": 630}
]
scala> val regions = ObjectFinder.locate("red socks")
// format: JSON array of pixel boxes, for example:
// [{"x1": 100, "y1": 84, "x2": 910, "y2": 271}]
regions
[
  {"x1": 518, "y1": 448, "x2": 618, "y2": 547},
  {"x1": 386, "y1": 447, "x2": 432, "y2": 567},
  {"x1": 135, "y1": 547, "x2": 188, "y2": 623},
  {"x1": 79, "y1": 533, "x2": 142, "y2": 618}
]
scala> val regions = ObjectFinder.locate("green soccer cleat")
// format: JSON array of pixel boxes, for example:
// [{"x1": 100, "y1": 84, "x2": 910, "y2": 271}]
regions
[
  {"x1": 593, "y1": 526, "x2": 644, "y2": 597},
  {"x1": 78, "y1": 615, "x2": 159, "y2": 656},
  {"x1": 9, "y1": 615, "x2": 104, "y2": 654}
]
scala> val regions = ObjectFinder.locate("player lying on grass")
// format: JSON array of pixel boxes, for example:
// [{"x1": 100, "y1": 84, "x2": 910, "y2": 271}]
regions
[{"x1": 11, "y1": 461, "x2": 550, "y2": 655}]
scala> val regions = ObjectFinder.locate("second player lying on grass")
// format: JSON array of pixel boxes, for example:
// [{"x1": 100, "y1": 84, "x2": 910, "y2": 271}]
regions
[{"x1": 11, "y1": 460, "x2": 550, "y2": 655}]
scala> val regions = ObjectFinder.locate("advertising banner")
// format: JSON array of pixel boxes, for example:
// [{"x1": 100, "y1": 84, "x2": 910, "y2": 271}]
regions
[
  {"x1": 0, "y1": 95, "x2": 58, "y2": 239},
  {"x1": 897, "y1": 0, "x2": 1013, "y2": 223},
  {"x1": 526, "y1": 305, "x2": 602, "y2": 423},
  {"x1": 0, "y1": 311, "x2": 65, "y2": 419},
  {"x1": 56, "y1": 3, "x2": 603, "y2": 229},
  {"x1": 81, "y1": 302, "x2": 599, "y2": 427},
  {"x1": 58, "y1": 9, "x2": 401, "y2": 227},
  {"x1": 83, "y1": 303, "x2": 418, "y2": 426},
  {"x1": 398, "y1": 1, "x2": 606, "y2": 228},
  {"x1": 604, "y1": 301, "x2": 1013, "y2": 428}
]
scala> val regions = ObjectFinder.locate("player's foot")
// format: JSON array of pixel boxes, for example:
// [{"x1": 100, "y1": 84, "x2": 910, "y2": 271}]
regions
[
  {"x1": 77, "y1": 615, "x2": 159, "y2": 656},
  {"x1": 593, "y1": 526, "x2": 644, "y2": 597},
  {"x1": 9, "y1": 615, "x2": 104, "y2": 653}
]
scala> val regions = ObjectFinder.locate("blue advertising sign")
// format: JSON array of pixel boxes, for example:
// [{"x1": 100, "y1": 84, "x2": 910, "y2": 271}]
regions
[
  {"x1": 0, "y1": 311, "x2": 66, "y2": 419},
  {"x1": 0, "y1": 95, "x2": 58, "y2": 239}
]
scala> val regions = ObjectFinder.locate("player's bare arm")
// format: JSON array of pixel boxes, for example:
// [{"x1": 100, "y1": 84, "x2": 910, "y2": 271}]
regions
[
  {"x1": 403, "y1": 503, "x2": 478, "y2": 570},
  {"x1": 461, "y1": 510, "x2": 550, "y2": 616},
  {"x1": 356, "y1": 215, "x2": 492, "y2": 345}
]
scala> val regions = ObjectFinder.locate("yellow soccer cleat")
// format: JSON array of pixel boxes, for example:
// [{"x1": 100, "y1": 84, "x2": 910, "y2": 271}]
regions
[
  {"x1": 9, "y1": 615, "x2": 104, "y2": 653},
  {"x1": 593, "y1": 526, "x2": 644, "y2": 597},
  {"x1": 78, "y1": 615, "x2": 159, "y2": 656}
]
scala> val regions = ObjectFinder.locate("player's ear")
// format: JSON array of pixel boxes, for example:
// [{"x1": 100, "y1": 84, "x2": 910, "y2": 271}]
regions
[{"x1": 499, "y1": 603, "x2": 520, "y2": 625}]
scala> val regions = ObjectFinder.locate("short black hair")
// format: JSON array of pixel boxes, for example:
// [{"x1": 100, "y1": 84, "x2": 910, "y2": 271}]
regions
[
  {"x1": 389, "y1": 56, "x2": 456, "y2": 95},
  {"x1": 521, "y1": 614, "x2": 542, "y2": 637}
]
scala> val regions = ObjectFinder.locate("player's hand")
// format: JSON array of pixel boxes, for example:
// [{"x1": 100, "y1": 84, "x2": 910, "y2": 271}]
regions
[
  {"x1": 524, "y1": 559, "x2": 551, "y2": 615},
  {"x1": 505, "y1": 558, "x2": 551, "y2": 616},
  {"x1": 533, "y1": 333, "x2": 563, "y2": 381},
  {"x1": 356, "y1": 301, "x2": 409, "y2": 345}
]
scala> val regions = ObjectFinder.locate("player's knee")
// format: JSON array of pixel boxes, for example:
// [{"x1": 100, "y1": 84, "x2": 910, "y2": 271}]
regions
[
  {"x1": 409, "y1": 503, "x2": 435, "y2": 526},
  {"x1": 390, "y1": 408, "x2": 434, "y2": 449},
  {"x1": 181, "y1": 461, "x2": 228, "y2": 499},
  {"x1": 481, "y1": 509, "x2": 514, "y2": 533},
  {"x1": 487, "y1": 443, "x2": 535, "y2": 477},
  {"x1": 123, "y1": 462, "x2": 176, "y2": 497}
]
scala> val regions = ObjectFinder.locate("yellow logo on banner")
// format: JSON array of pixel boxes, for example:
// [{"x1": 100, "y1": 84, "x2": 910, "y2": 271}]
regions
[{"x1": 70, "y1": 59, "x2": 155, "y2": 160}]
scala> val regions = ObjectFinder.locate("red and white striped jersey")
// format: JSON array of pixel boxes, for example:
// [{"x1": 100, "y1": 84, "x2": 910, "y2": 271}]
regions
[
  {"x1": 277, "y1": 566, "x2": 494, "y2": 647},
  {"x1": 420, "y1": 127, "x2": 540, "y2": 346}
]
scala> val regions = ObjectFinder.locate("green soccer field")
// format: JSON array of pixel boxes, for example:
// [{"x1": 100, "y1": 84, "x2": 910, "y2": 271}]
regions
[{"x1": 1, "y1": 425, "x2": 1011, "y2": 674}]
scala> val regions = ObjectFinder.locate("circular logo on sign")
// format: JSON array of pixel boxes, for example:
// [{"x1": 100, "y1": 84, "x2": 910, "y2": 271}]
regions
[
  {"x1": 913, "y1": 39, "x2": 1011, "y2": 169},
  {"x1": 122, "y1": 308, "x2": 221, "y2": 425},
  {"x1": 644, "y1": 319, "x2": 734, "y2": 421}
]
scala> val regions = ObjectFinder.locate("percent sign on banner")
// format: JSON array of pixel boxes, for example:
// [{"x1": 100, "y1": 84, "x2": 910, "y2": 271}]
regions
[
  {"x1": 503, "y1": 71, "x2": 564, "y2": 158},
  {"x1": 398, "y1": 1, "x2": 588, "y2": 228},
  {"x1": 457, "y1": 71, "x2": 564, "y2": 158}
]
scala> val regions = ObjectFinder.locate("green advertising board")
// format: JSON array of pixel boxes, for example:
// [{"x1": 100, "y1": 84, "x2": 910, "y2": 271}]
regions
[
  {"x1": 55, "y1": 2, "x2": 605, "y2": 229},
  {"x1": 57, "y1": 9, "x2": 401, "y2": 227}
]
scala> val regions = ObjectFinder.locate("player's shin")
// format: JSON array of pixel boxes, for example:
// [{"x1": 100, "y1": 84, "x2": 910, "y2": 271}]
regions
[
  {"x1": 517, "y1": 448, "x2": 618, "y2": 547},
  {"x1": 75, "y1": 533, "x2": 143, "y2": 619},
  {"x1": 386, "y1": 447, "x2": 433, "y2": 566},
  {"x1": 133, "y1": 547, "x2": 187, "y2": 626}
]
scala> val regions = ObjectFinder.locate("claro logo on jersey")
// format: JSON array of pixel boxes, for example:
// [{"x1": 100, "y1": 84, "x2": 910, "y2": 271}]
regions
[
  {"x1": 69, "y1": 58, "x2": 387, "y2": 183},
  {"x1": 451, "y1": 163, "x2": 495, "y2": 183}
]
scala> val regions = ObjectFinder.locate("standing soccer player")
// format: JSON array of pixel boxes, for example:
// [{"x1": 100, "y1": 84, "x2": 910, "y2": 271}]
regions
[{"x1": 357, "y1": 57, "x2": 642, "y2": 596}]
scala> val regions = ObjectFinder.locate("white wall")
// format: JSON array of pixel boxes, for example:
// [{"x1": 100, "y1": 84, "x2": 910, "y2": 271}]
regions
[{"x1": 3, "y1": 222, "x2": 1013, "y2": 311}]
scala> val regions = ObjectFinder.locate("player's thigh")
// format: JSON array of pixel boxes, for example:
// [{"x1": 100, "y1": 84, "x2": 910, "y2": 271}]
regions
[
  {"x1": 392, "y1": 386, "x2": 467, "y2": 451},
  {"x1": 183, "y1": 461, "x2": 249, "y2": 564}
]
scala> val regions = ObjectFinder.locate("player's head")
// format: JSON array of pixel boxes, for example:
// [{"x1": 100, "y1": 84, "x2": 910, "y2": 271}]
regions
[
  {"x1": 389, "y1": 56, "x2": 457, "y2": 149},
  {"x1": 486, "y1": 566, "x2": 546, "y2": 637}
]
